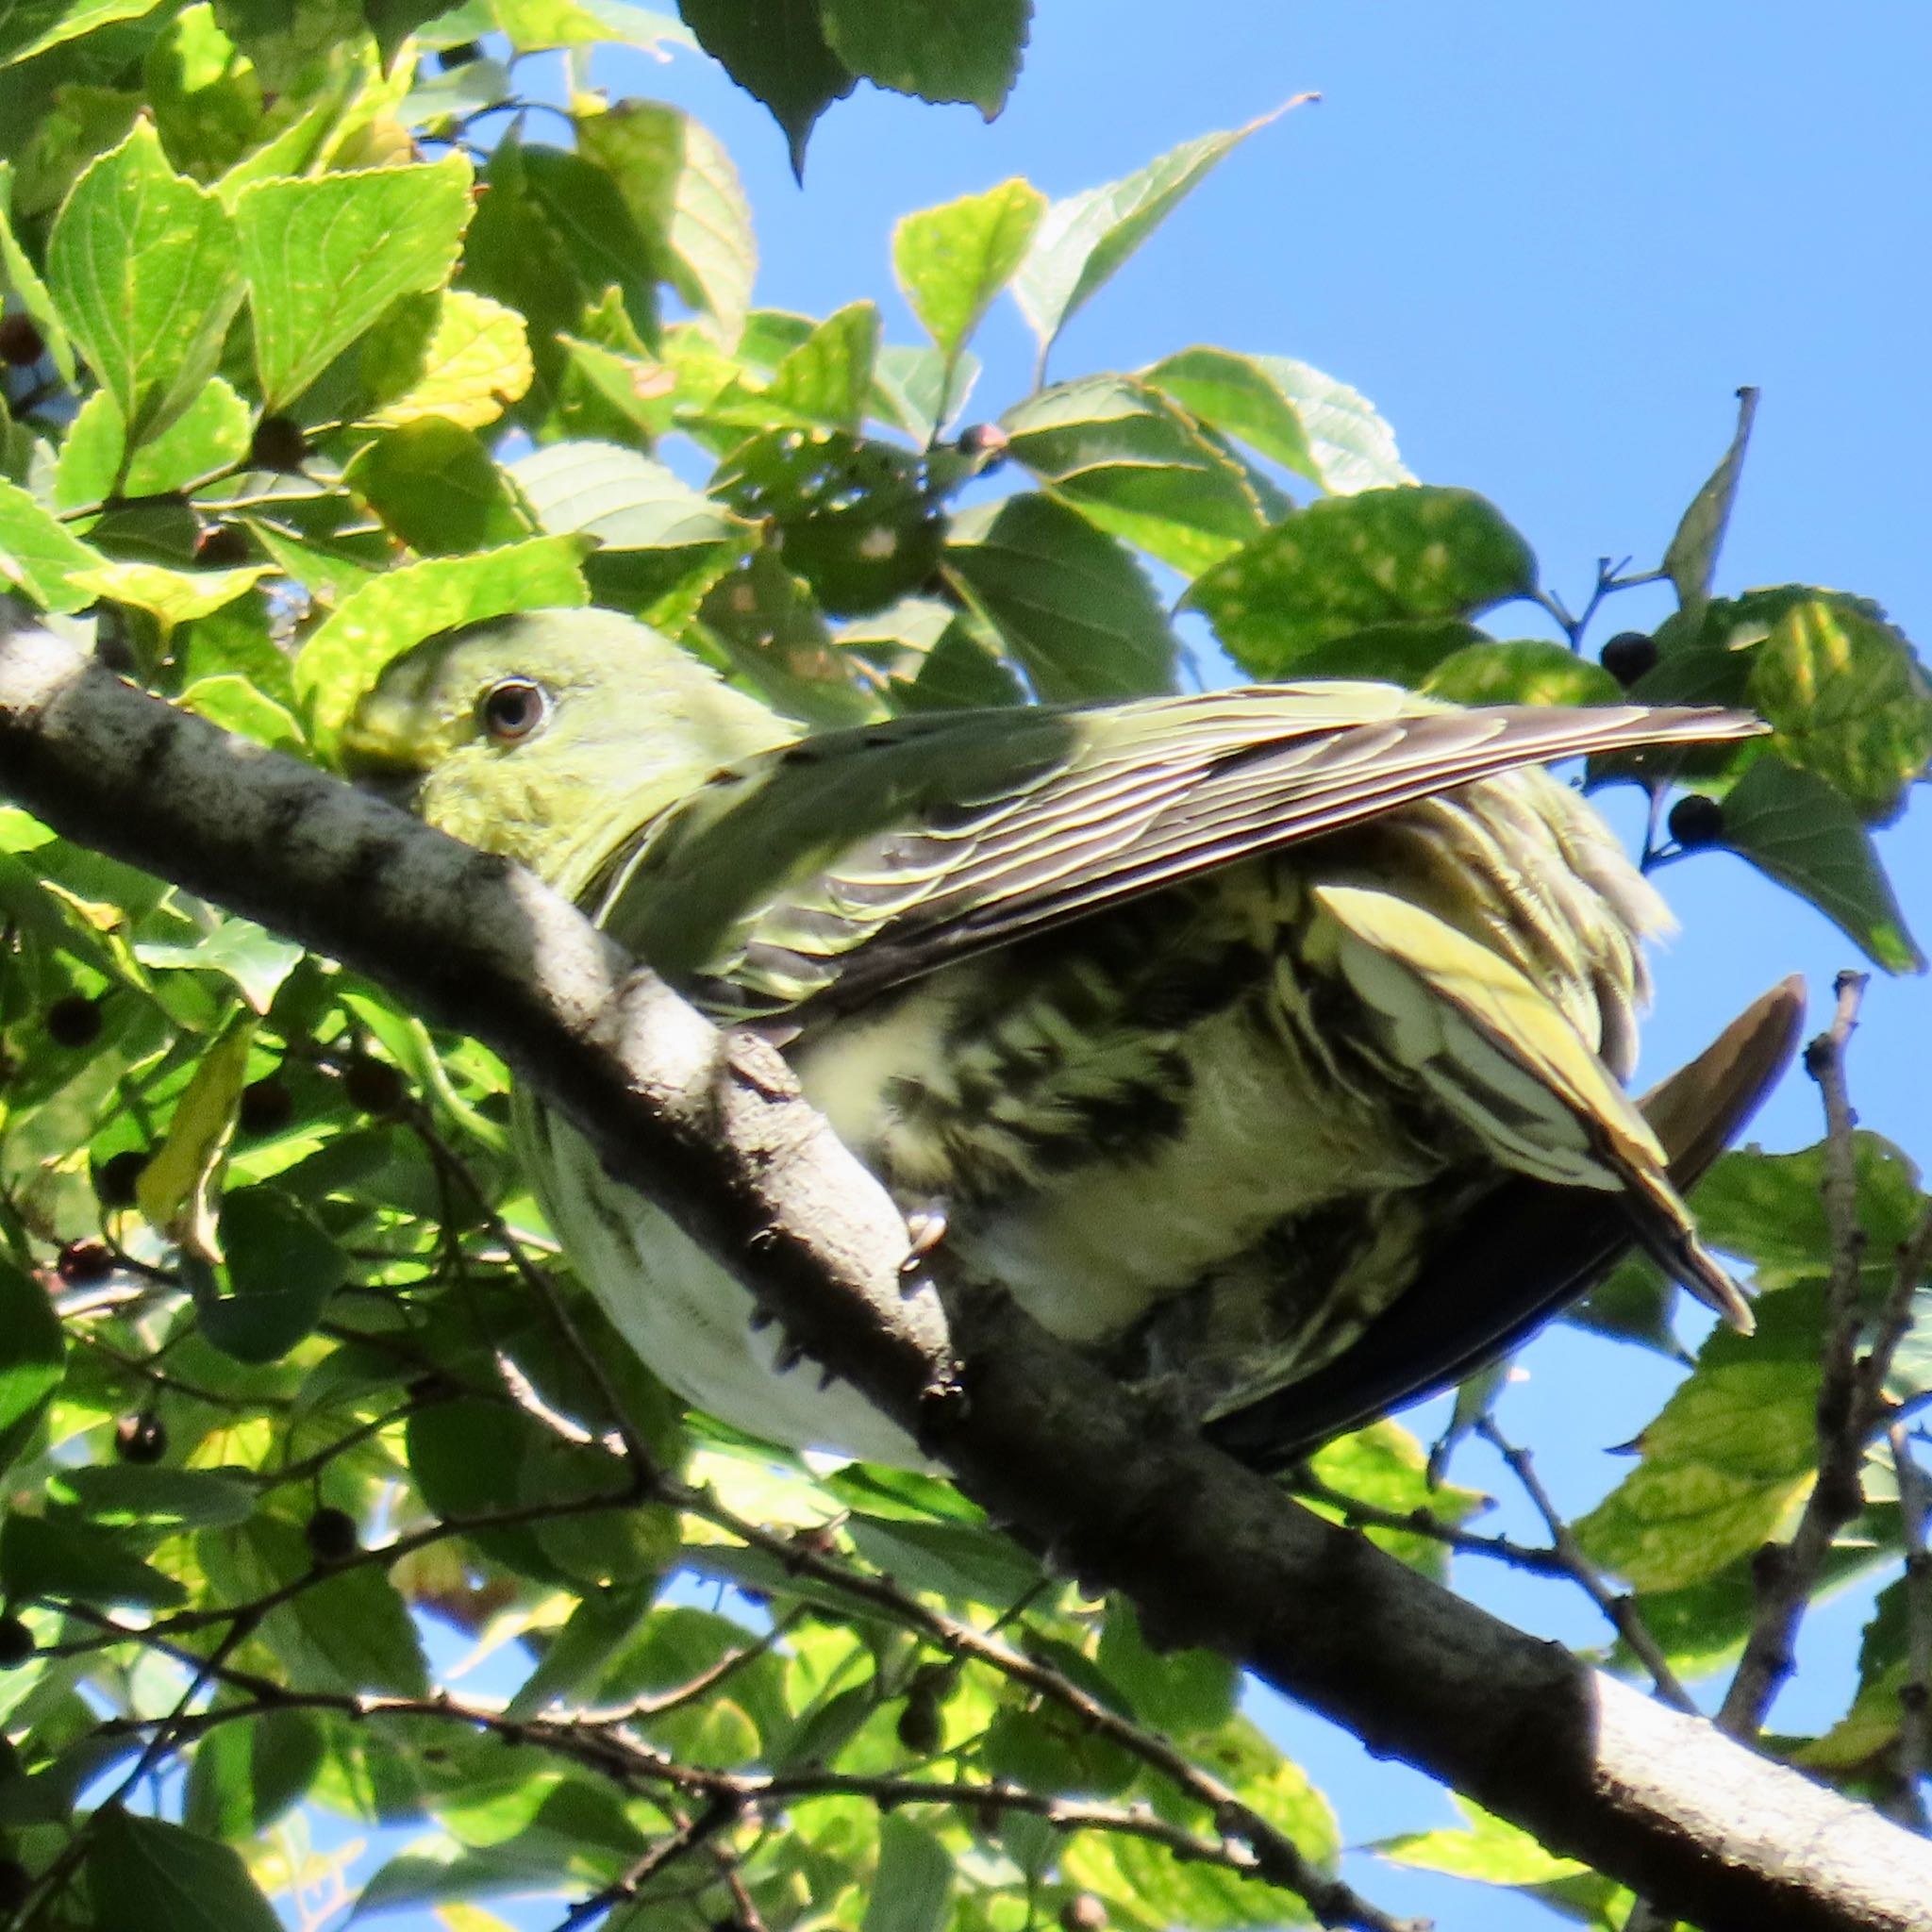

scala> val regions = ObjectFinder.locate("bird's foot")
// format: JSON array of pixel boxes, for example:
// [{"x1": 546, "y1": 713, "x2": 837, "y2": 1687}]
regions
[{"x1": 902, "y1": 1199, "x2": 950, "y2": 1273}]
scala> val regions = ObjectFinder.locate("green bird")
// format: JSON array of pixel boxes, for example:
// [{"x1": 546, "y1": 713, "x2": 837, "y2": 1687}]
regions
[{"x1": 342, "y1": 608, "x2": 1796, "y2": 1469}]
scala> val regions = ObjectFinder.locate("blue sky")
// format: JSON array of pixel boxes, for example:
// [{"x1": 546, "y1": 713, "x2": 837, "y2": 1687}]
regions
[{"x1": 375, "y1": 10, "x2": 1932, "y2": 1929}]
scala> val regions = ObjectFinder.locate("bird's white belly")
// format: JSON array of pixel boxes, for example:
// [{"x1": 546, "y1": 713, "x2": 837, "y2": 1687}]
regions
[{"x1": 525, "y1": 1110, "x2": 924, "y2": 1465}]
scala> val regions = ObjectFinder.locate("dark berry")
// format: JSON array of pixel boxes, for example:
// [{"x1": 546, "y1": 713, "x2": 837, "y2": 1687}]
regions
[
  {"x1": 1668, "y1": 793, "x2": 1726, "y2": 849},
  {"x1": 250, "y1": 415, "x2": 308, "y2": 472},
  {"x1": 56, "y1": 1239, "x2": 113, "y2": 1286},
  {"x1": 0, "y1": 1858, "x2": 28, "y2": 1912},
  {"x1": 956, "y1": 423, "x2": 1009, "y2": 464},
  {"x1": 94, "y1": 1149, "x2": 148, "y2": 1208},
  {"x1": 896, "y1": 1690, "x2": 942, "y2": 1756},
  {"x1": 305, "y1": 1506, "x2": 358, "y2": 1564},
  {"x1": 194, "y1": 524, "x2": 252, "y2": 566},
  {"x1": 45, "y1": 994, "x2": 103, "y2": 1049},
  {"x1": 343, "y1": 1057, "x2": 406, "y2": 1116},
  {"x1": 1060, "y1": 1897, "x2": 1107, "y2": 1932},
  {"x1": 0, "y1": 313, "x2": 43, "y2": 367},
  {"x1": 0, "y1": 1618, "x2": 32, "y2": 1668},
  {"x1": 439, "y1": 40, "x2": 483, "y2": 66},
  {"x1": 114, "y1": 1412, "x2": 168, "y2": 1465},
  {"x1": 1599, "y1": 630, "x2": 1658, "y2": 687},
  {"x1": 238, "y1": 1076, "x2": 294, "y2": 1137}
]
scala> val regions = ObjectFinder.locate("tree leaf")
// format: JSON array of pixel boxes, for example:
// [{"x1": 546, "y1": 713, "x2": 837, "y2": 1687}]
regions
[
  {"x1": 576, "y1": 99, "x2": 756, "y2": 348},
  {"x1": 200, "y1": 1185, "x2": 347, "y2": 1362},
  {"x1": 345, "y1": 419, "x2": 534, "y2": 556},
  {"x1": 87, "y1": 1809, "x2": 282, "y2": 1932},
  {"x1": 360, "y1": 290, "x2": 534, "y2": 431},
  {"x1": 233, "y1": 153, "x2": 475, "y2": 408},
  {"x1": 1143, "y1": 344, "x2": 1322, "y2": 488},
  {"x1": 0, "y1": 1259, "x2": 63, "y2": 1477},
  {"x1": 860, "y1": 1816, "x2": 954, "y2": 1932},
  {"x1": 1186, "y1": 486, "x2": 1538, "y2": 675},
  {"x1": 944, "y1": 491, "x2": 1175, "y2": 699},
  {"x1": 0, "y1": 1511, "x2": 188, "y2": 1608},
  {"x1": 1001, "y1": 374, "x2": 1268, "y2": 574},
  {"x1": 1662, "y1": 386, "x2": 1757, "y2": 617},
  {"x1": 0, "y1": 477, "x2": 108, "y2": 611},
  {"x1": 1746, "y1": 594, "x2": 1932, "y2": 824},
  {"x1": 1421, "y1": 638, "x2": 1622, "y2": 708},
  {"x1": 1013, "y1": 108, "x2": 1285, "y2": 365},
  {"x1": 183, "y1": 1708, "x2": 325, "y2": 1840},
  {"x1": 55, "y1": 1465, "x2": 258, "y2": 1528},
  {"x1": 136, "y1": 1008, "x2": 256, "y2": 1257},
  {"x1": 821, "y1": 0, "x2": 1030, "y2": 117},
  {"x1": 895, "y1": 177, "x2": 1043, "y2": 382},
  {"x1": 292, "y1": 535, "x2": 591, "y2": 741},
  {"x1": 513, "y1": 439, "x2": 742, "y2": 550},
  {"x1": 762, "y1": 301, "x2": 881, "y2": 431},
  {"x1": 699, "y1": 550, "x2": 876, "y2": 725},
  {"x1": 1716, "y1": 754, "x2": 1924, "y2": 974},
  {"x1": 677, "y1": 0, "x2": 855, "y2": 180},
  {"x1": 0, "y1": 159, "x2": 75, "y2": 383},
  {"x1": 47, "y1": 121, "x2": 244, "y2": 446}
]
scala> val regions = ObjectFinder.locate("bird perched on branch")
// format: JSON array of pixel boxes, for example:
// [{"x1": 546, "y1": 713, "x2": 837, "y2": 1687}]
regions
[{"x1": 343, "y1": 609, "x2": 1799, "y2": 1469}]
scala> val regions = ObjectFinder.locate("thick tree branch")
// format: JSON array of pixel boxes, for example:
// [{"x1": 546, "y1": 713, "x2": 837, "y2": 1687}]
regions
[{"x1": 5, "y1": 610, "x2": 1932, "y2": 1932}]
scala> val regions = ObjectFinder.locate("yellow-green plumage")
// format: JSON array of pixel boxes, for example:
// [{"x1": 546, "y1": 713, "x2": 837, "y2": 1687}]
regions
[{"x1": 343, "y1": 608, "x2": 1774, "y2": 1466}]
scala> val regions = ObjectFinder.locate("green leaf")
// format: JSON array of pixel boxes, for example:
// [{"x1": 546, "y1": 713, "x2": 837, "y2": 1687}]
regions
[
  {"x1": 136, "y1": 1008, "x2": 256, "y2": 1256},
  {"x1": 200, "y1": 1186, "x2": 346, "y2": 1361},
  {"x1": 678, "y1": 0, "x2": 855, "y2": 179},
  {"x1": 69, "y1": 558, "x2": 271, "y2": 632},
  {"x1": 136, "y1": 913, "x2": 307, "y2": 1008},
  {"x1": 0, "y1": 160, "x2": 75, "y2": 383},
  {"x1": 361, "y1": 290, "x2": 534, "y2": 430},
  {"x1": 87, "y1": 1809, "x2": 282, "y2": 1932},
  {"x1": 1143, "y1": 345, "x2": 1321, "y2": 488},
  {"x1": 1284, "y1": 618, "x2": 1488, "y2": 686},
  {"x1": 1305, "y1": 1420, "x2": 1486, "y2": 1581},
  {"x1": 184, "y1": 1708, "x2": 325, "y2": 1840},
  {"x1": 1186, "y1": 486, "x2": 1538, "y2": 675},
  {"x1": 873, "y1": 341, "x2": 979, "y2": 441},
  {"x1": 1746, "y1": 595, "x2": 1932, "y2": 823},
  {"x1": 945, "y1": 491, "x2": 1174, "y2": 699},
  {"x1": 513, "y1": 439, "x2": 743, "y2": 550},
  {"x1": 1095, "y1": 1599, "x2": 1238, "y2": 1737},
  {"x1": 46, "y1": 121, "x2": 243, "y2": 446},
  {"x1": 1691, "y1": 1133, "x2": 1923, "y2": 1291},
  {"x1": 1663, "y1": 386, "x2": 1757, "y2": 616},
  {"x1": 760, "y1": 301, "x2": 881, "y2": 431},
  {"x1": 233, "y1": 153, "x2": 475, "y2": 408},
  {"x1": 2, "y1": 1, "x2": 168, "y2": 67},
  {"x1": 861, "y1": 1815, "x2": 954, "y2": 1932},
  {"x1": 345, "y1": 419, "x2": 534, "y2": 556},
  {"x1": 699, "y1": 550, "x2": 875, "y2": 726},
  {"x1": 58, "y1": 376, "x2": 252, "y2": 510},
  {"x1": 55, "y1": 1465, "x2": 257, "y2": 1528},
  {"x1": 1422, "y1": 638, "x2": 1623, "y2": 708},
  {"x1": 821, "y1": 0, "x2": 1029, "y2": 116},
  {"x1": 0, "y1": 1511, "x2": 188, "y2": 1608},
  {"x1": 895, "y1": 177, "x2": 1043, "y2": 382},
  {"x1": 1001, "y1": 374, "x2": 1268, "y2": 574},
  {"x1": 1716, "y1": 754, "x2": 1924, "y2": 974},
  {"x1": 1013, "y1": 109, "x2": 1285, "y2": 363},
  {"x1": 176, "y1": 674, "x2": 307, "y2": 757},
  {"x1": 292, "y1": 535, "x2": 591, "y2": 741},
  {"x1": 710, "y1": 429, "x2": 941, "y2": 617},
  {"x1": 0, "y1": 476, "x2": 111, "y2": 609},
  {"x1": 843, "y1": 1514, "x2": 1039, "y2": 1607},
  {"x1": 576, "y1": 99, "x2": 756, "y2": 348},
  {"x1": 1378, "y1": 1796, "x2": 1591, "y2": 1888},
  {"x1": 289, "y1": 1560, "x2": 431, "y2": 1696},
  {"x1": 492, "y1": 0, "x2": 694, "y2": 54},
  {"x1": 0, "y1": 1259, "x2": 63, "y2": 1476}
]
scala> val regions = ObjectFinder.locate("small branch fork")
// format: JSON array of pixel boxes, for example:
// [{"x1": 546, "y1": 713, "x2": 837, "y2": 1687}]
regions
[{"x1": 1718, "y1": 974, "x2": 1930, "y2": 1742}]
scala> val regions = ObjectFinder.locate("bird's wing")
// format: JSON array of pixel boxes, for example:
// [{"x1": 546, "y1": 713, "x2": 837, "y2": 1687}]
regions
[
  {"x1": 1203, "y1": 976, "x2": 1807, "y2": 1474},
  {"x1": 591, "y1": 685, "x2": 1762, "y2": 1021}
]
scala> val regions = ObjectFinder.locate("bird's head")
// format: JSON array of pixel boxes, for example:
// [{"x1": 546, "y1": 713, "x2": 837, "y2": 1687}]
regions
[{"x1": 340, "y1": 608, "x2": 794, "y2": 893}]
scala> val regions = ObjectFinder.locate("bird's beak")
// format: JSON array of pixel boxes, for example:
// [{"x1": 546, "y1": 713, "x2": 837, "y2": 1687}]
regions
[{"x1": 338, "y1": 699, "x2": 425, "y2": 811}]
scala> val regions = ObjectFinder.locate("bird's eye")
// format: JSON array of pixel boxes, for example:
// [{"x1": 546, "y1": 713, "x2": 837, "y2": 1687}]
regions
[{"x1": 479, "y1": 677, "x2": 547, "y2": 743}]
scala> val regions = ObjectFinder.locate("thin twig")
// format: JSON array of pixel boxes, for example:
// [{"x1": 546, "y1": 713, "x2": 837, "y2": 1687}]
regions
[
  {"x1": 1291, "y1": 1467, "x2": 1569, "y2": 1577},
  {"x1": 1889, "y1": 1423, "x2": 1932, "y2": 1827},
  {"x1": 1476, "y1": 1418, "x2": 1696, "y2": 1713},
  {"x1": 1717, "y1": 974, "x2": 1902, "y2": 1740}
]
